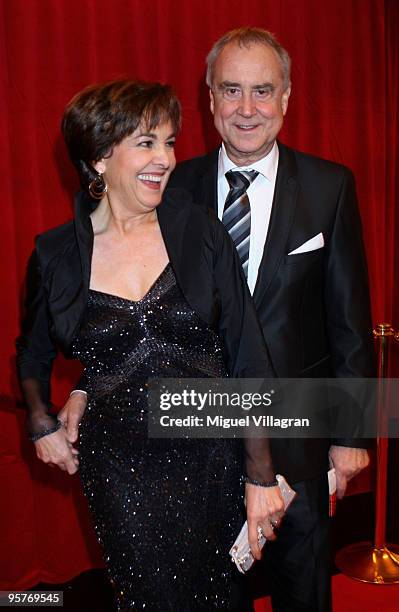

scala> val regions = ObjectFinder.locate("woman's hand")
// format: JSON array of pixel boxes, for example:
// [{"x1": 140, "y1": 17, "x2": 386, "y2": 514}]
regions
[
  {"x1": 34, "y1": 426, "x2": 79, "y2": 474},
  {"x1": 57, "y1": 391, "x2": 87, "y2": 445},
  {"x1": 34, "y1": 391, "x2": 87, "y2": 475},
  {"x1": 245, "y1": 483, "x2": 285, "y2": 560}
]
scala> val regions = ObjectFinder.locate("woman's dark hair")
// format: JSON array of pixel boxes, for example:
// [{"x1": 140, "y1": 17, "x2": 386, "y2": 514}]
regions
[{"x1": 61, "y1": 79, "x2": 181, "y2": 191}]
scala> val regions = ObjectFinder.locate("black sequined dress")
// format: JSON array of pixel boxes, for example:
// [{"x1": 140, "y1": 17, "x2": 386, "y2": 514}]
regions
[{"x1": 72, "y1": 263, "x2": 243, "y2": 611}]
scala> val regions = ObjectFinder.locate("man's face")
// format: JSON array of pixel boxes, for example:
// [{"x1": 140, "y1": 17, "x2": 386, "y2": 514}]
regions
[{"x1": 209, "y1": 42, "x2": 291, "y2": 166}]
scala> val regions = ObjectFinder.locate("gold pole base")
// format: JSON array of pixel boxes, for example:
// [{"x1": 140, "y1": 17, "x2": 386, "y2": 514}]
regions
[{"x1": 336, "y1": 542, "x2": 399, "y2": 584}]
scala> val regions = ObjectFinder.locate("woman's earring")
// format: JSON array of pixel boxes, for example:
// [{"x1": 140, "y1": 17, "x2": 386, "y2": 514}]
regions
[{"x1": 88, "y1": 172, "x2": 108, "y2": 200}]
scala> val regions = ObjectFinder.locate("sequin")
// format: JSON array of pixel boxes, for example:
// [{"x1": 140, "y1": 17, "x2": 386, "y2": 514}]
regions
[{"x1": 72, "y1": 264, "x2": 243, "y2": 611}]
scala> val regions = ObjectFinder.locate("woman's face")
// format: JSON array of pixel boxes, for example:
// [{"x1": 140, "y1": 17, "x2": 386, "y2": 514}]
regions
[{"x1": 95, "y1": 120, "x2": 176, "y2": 213}]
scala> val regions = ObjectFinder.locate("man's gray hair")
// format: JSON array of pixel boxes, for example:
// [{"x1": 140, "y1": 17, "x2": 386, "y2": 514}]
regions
[{"x1": 206, "y1": 27, "x2": 291, "y2": 90}]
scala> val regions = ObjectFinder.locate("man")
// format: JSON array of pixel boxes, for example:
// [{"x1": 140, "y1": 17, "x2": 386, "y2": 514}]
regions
[{"x1": 168, "y1": 27, "x2": 375, "y2": 611}]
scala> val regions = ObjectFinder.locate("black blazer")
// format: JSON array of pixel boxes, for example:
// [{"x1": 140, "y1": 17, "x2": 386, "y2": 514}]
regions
[
  {"x1": 16, "y1": 188, "x2": 274, "y2": 405},
  {"x1": 169, "y1": 142, "x2": 376, "y2": 482}
]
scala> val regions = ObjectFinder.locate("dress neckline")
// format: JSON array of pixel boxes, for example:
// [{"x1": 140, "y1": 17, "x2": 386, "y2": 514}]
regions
[{"x1": 89, "y1": 262, "x2": 171, "y2": 305}]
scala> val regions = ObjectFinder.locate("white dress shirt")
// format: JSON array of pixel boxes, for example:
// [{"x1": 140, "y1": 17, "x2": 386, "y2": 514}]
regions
[{"x1": 217, "y1": 142, "x2": 279, "y2": 294}]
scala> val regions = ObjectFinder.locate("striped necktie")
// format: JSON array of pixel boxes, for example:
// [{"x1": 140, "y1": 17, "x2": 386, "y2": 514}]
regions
[{"x1": 222, "y1": 169, "x2": 259, "y2": 278}]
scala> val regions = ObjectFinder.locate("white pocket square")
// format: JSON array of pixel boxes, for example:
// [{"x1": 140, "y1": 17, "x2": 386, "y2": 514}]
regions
[{"x1": 288, "y1": 232, "x2": 324, "y2": 255}]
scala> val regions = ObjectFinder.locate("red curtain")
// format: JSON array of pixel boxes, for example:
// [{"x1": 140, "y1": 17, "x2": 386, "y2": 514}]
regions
[{"x1": 1, "y1": 0, "x2": 398, "y2": 590}]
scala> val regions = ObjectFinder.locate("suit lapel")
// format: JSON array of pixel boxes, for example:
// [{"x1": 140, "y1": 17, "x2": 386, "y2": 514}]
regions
[
  {"x1": 253, "y1": 143, "x2": 299, "y2": 309},
  {"x1": 157, "y1": 189, "x2": 189, "y2": 269},
  {"x1": 157, "y1": 188, "x2": 215, "y2": 325},
  {"x1": 74, "y1": 192, "x2": 95, "y2": 293}
]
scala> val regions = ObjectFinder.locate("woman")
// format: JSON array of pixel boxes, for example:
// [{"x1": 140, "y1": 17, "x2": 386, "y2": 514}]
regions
[{"x1": 17, "y1": 80, "x2": 284, "y2": 611}]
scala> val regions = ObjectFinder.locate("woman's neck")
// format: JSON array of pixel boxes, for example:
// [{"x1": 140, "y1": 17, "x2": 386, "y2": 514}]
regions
[{"x1": 90, "y1": 196, "x2": 158, "y2": 236}]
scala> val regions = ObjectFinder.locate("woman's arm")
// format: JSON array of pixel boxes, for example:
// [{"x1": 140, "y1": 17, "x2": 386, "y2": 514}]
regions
[
  {"x1": 16, "y1": 248, "x2": 81, "y2": 473},
  {"x1": 212, "y1": 218, "x2": 285, "y2": 558}
]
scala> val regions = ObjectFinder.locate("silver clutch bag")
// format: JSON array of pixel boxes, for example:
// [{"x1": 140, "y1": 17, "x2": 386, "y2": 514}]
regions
[{"x1": 229, "y1": 474, "x2": 296, "y2": 574}]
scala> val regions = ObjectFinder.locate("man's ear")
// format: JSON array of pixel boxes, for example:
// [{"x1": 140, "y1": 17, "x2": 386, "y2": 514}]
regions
[
  {"x1": 209, "y1": 89, "x2": 215, "y2": 115},
  {"x1": 281, "y1": 87, "x2": 291, "y2": 116}
]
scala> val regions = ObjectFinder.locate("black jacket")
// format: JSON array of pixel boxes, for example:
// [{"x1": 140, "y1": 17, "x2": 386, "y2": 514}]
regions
[
  {"x1": 169, "y1": 142, "x2": 376, "y2": 482},
  {"x1": 17, "y1": 188, "x2": 274, "y2": 405}
]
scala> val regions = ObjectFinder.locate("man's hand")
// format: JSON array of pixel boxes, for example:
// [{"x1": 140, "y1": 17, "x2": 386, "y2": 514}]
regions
[
  {"x1": 57, "y1": 391, "x2": 87, "y2": 445},
  {"x1": 245, "y1": 483, "x2": 285, "y2": 560},
  {"x1": 329, "y1": 445, "x2": 369, "y2": 499}
]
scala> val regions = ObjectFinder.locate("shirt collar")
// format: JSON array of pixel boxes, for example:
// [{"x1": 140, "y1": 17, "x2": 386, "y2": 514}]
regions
[{"x1": 218, "y1": 141, "x2": 279, "y2": 183}]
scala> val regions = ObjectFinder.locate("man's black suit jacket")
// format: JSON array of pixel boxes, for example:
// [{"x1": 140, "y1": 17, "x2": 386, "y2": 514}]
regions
[{"x1": 169, "y1": 141, "x2": 376, "y2": 483}]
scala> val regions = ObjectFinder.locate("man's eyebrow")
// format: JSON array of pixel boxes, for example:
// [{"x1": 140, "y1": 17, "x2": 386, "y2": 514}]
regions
[
  {"x1": 218, "y1": 81, "x2": 275, "y2": 90},
  {"x1": 219, "y1": 81, "x2": 242, "y2": 88},
  {"x1": 253, "y1": 83, "x2": 275, "y2": 90}
]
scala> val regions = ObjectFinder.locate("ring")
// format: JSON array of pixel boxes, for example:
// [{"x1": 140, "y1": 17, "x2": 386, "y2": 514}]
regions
[{"x1": 257, "y1": 526, "x2": 264, "y2": 540}]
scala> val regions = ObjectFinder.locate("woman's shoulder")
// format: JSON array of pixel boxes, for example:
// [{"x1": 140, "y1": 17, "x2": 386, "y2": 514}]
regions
[
  {"x1": 35, "y1": 220, "x2": 76, "y2": 264},
  {"x1": 162, "y1": 187, "x2": 219, "y2": 227},
  {"x1": 162, "y1": 187, "x2": 231, "y2": 256}
]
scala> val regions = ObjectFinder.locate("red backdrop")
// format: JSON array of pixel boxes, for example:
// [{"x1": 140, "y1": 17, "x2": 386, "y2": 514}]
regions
[{"x1": 1, "y1": 0, "x2": 398, "y2": 590}]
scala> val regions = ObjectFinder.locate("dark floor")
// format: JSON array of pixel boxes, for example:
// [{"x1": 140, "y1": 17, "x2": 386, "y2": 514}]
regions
[
  {"x1": 32, "y1": 569, "x2": 115, "y2": 612},
  {"x1": 27, "y1": 488, "x2": 385, "y2": 612}
]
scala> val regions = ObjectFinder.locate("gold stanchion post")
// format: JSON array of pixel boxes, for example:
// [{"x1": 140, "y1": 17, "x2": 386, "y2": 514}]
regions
[{"x1": 335, "y1": 323, "x2": 399, "y2": 583}]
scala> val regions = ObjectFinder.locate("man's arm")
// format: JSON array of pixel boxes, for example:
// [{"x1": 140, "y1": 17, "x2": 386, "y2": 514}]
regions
[{"x1": 324, "y1": 168, "x2": 375, "y2": 495}]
